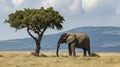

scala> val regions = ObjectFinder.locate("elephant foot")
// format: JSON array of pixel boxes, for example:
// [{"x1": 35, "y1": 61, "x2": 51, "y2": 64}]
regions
[
  {"x1": 31, "y1": 52, "x2": 39, "y2": 57},
  {"x1": 72, "y1": 54, "x2": 76, "y2": 57}
]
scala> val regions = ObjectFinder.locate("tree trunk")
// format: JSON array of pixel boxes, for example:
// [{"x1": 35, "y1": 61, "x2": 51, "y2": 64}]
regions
[{"x1": 35, "y1": 40, "x2": 41, "y2": 56}]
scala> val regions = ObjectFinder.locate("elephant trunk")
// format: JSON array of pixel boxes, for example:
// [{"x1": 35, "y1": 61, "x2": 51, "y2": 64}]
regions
[{"x1": 56, "y1": 44, "x2": 60, "y2": 57}]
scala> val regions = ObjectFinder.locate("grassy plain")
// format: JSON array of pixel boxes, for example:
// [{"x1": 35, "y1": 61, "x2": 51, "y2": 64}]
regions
[{"x1": 0, "y1": 51, "x2": 120, "y2": 67}]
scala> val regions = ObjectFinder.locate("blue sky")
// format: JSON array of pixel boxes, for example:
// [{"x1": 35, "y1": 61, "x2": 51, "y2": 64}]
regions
[{"x1": 0, "y1": 0, "x2": 120, "y2": 41}]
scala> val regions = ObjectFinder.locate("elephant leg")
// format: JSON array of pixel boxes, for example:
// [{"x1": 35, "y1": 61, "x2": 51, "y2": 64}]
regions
[
  {"x1": 71, "y1": 43, "x2": 76, "y2": 56},
  {"x1": 68, "y1": 44, "x2": 72, "y2": 56},
  {"x1": 87, "y1": 49, "x2": 91, "y2": 56},
  {"x1": 83, "y1": 48, "x2": 87, "y2": 56}
]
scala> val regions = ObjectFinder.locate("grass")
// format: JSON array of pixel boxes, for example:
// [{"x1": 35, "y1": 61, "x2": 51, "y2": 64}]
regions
[{"x1": 0, "y1": 51, "x2": 120, "y2": 67}]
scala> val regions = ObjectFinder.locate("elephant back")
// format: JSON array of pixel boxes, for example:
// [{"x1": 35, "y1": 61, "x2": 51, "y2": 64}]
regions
[{"x1": 75, "y1": 32, "x2": 88, "y2": 44}]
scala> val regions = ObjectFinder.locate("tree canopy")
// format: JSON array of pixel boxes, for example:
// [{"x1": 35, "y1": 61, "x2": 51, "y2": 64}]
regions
[{"x1": 5, "y1": 7, "x2": 64, "y2": 34}]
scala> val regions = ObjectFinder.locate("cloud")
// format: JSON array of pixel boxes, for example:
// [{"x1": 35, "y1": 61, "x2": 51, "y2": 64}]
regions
[
  {"x1": 1, "y1": 0, "x2": 120, "y2": 20},
  {"x1": 82, "y1": 0, "x2": 120, "y2": 17},
  {"x1": 1, "y1": 0, "x2": 120, "y2": 24},
  {"x1": 81, "y1": 0, "x2": 98, "y2": 12},
  {"x1": 70, "y1": 0, "x2": 84, "y2": 15},
  {"x1": 41, "y1": 0, "x2": 58, "y2": 8},
  {"x1": 12, "y1": 0, "x2": 24, "y2": 7},
  {"x1": 41, "y1": 0, "x2": 85, "y2": 17},
  {"x1": 70, "y1": 0, "x2": 81, "y2": 11},
  {"x1": 39, "y1": 0, "x2": 120, "y2": 17}
]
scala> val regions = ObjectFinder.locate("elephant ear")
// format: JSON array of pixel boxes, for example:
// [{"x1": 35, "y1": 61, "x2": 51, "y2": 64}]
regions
[{"x1": 66, "y1": 32, "x2": 76, "y2": 44}]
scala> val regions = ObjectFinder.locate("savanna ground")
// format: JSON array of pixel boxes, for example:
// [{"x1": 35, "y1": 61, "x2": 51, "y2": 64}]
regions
[{"x1": 0, "y1": 51, "x2": 120, "y2": 67}]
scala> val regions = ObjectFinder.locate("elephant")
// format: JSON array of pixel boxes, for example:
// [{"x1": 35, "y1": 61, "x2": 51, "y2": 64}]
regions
[{"x1": 56, "y1": 32, "x2": 91, "y2": 57}]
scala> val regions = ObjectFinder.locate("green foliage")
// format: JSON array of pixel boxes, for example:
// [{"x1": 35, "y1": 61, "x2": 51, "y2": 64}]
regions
[{"x1": 5, "y1": 7, "x2": 64, "y2": 34}]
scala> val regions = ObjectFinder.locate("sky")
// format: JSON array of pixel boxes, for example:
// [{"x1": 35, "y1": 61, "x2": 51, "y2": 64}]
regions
[{"x1": 0, "y1": 0, "x2": 120, "y2": 41}]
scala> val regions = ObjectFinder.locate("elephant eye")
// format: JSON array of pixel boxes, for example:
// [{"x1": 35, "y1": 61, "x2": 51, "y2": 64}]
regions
[
  {"x1": 63, "y1": 36, "x2": 67, "y2": 40},
  {"x1": 65, "y1": 35, "x2": 69, "y2": 39},
  {"x1": 63, "y1": 37, "x2": 66, "y2": 40}
]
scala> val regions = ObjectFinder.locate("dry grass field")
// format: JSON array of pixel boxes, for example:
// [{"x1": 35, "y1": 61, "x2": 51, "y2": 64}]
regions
[{"x1": 0, "y1": 51, "x2": 120, "y2": 67}]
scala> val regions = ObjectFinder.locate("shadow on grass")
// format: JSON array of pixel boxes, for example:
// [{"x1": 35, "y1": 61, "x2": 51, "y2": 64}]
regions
[
  {"x1": 40, "y1": 54, "x2": 48, "y2": 57},
  {"x1": 30, "y1": 52, "x2": 100, "y2": 58},
  {"x1": 0, "y1": 55, "x2": 3, "y2": 57},
  {"x1": 90, "y1": 53, "x2": 100, "y2": 57}
]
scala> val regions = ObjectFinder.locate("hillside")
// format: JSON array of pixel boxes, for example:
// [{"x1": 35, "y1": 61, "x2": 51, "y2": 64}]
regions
[{"x1": 0, "y1": 27, "x2": 120, "y2": 52}]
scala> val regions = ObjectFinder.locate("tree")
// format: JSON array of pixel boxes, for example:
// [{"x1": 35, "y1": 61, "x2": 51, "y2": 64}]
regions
[{"x1": 5, "y1": 7, "x2": 64, "y2": 56}]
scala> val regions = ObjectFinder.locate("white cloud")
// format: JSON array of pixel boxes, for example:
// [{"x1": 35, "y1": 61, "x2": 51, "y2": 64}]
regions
[
  {"x1": 12, "y1": 0, "x2": 24, "y2": 7},
  {"x1": 70, "y1": 0, "x2": 82, "y2": 13},
  {"x1": 82, "y1": 0, "x2": 99, "y2": 12},
  {"x1": 46, "y1": 0, "x2": 57, "y2": 6},
  {"x1": 41, "y1": 0, "x2": 58, "y2": 8},
  {"x1": 69, "y1": 0, "x2": 85, "y2": 16}
]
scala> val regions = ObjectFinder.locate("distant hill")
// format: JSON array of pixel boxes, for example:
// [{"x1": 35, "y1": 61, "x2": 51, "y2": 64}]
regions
[{"x1": 0, "y1": 27, "x2": 120, "y2": 52}]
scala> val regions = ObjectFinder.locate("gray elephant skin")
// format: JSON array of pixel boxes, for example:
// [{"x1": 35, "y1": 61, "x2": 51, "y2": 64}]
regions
[{"x1": 56, "y1": 32, "x2": 91, "y2": 57}]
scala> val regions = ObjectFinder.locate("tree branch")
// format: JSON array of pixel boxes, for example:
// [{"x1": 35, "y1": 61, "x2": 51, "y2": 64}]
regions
[
  {"x1": 38, "y1": 27, "x2": 47, "y2": 41},
  {"x1": 27, "y1": 27, "x2": 37, "y2": 41}
]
